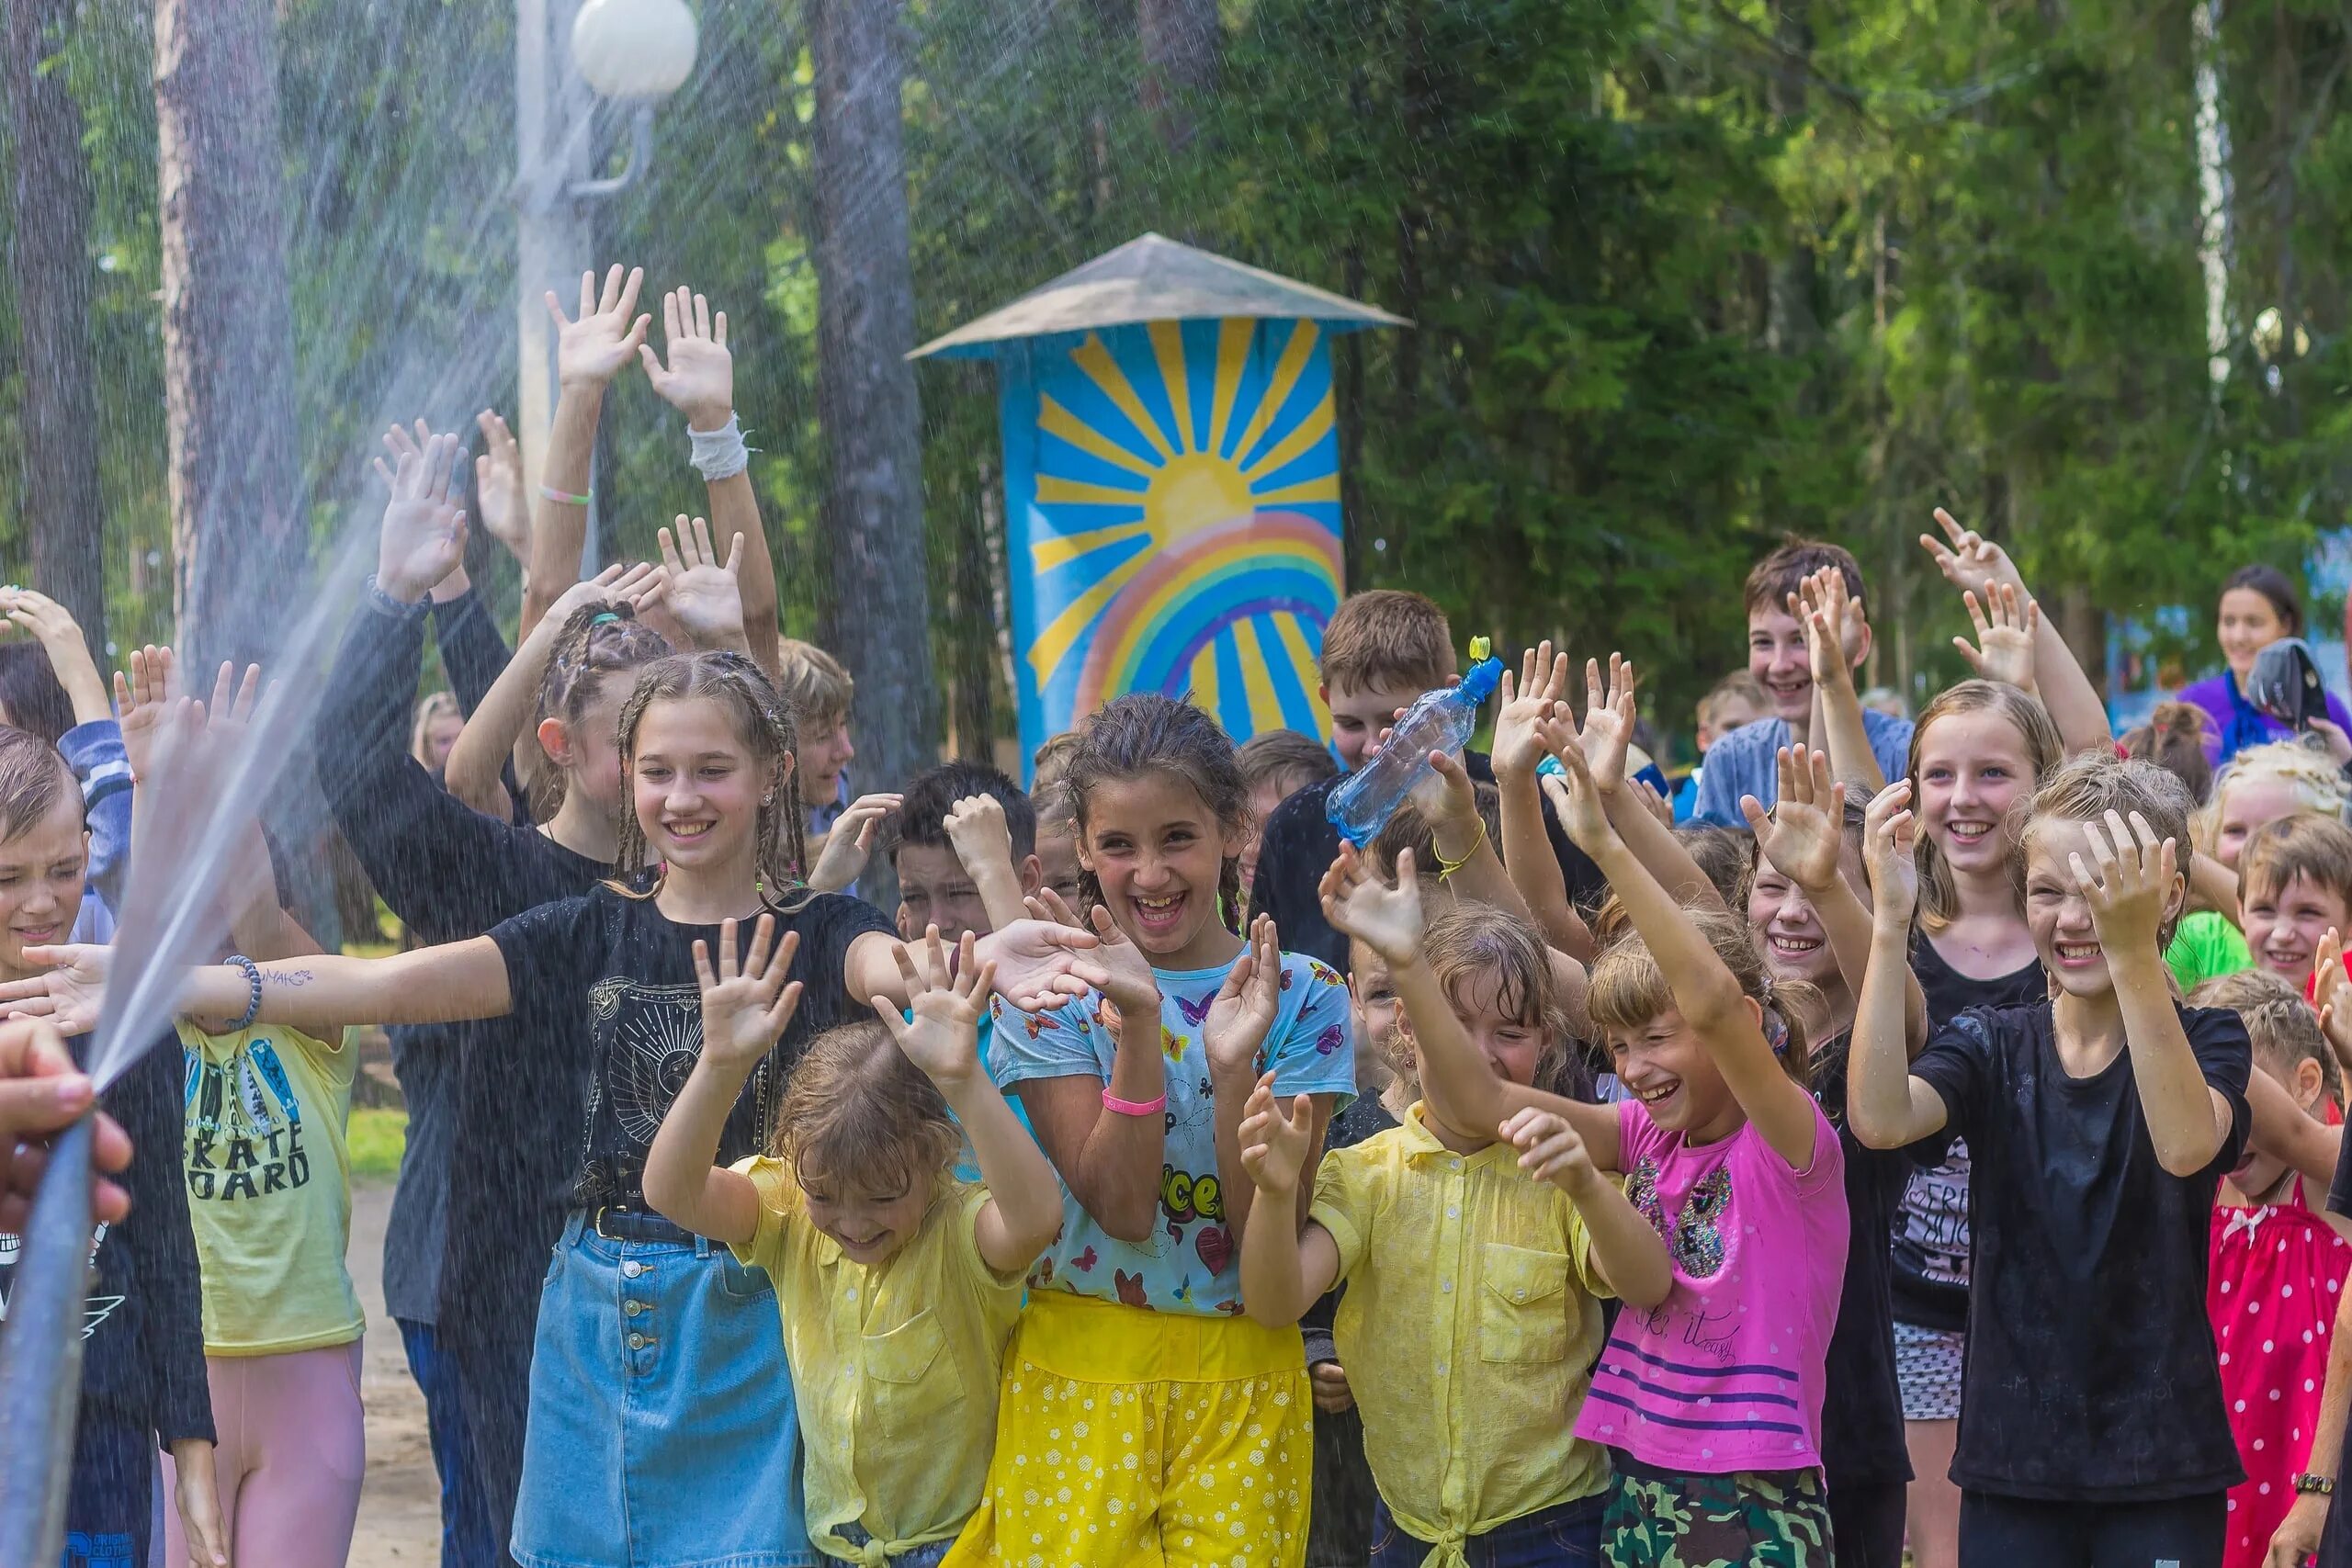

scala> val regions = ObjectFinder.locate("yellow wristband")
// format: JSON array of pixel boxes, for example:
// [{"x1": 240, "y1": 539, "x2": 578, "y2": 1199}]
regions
[{"x1": 1434, "y1": 819, "x2": 1487, "y2": 881}]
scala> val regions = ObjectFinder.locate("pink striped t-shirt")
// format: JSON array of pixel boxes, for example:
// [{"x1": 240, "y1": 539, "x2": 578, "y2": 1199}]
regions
[{"x1": 1575, "y1": 1098, "x2": 1849, "y2": 1473}]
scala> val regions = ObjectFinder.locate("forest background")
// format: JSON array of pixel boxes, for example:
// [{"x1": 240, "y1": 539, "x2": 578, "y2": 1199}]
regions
[{"x1": 3, "y1": 0, "x2": 2346, "y2": 775}]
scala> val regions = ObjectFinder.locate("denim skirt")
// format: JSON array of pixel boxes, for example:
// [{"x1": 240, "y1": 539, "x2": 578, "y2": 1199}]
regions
[{"x1": 512, "y1": 1212, "x2": 814, "y2": 1568}]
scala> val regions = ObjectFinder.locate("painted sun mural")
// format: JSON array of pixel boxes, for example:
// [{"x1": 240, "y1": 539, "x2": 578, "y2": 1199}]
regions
[{"x1": 999, "y1": 317, "x2": 1344, "y2": 770}]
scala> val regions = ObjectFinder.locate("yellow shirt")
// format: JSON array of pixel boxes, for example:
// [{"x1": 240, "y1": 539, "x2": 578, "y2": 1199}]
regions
[
  {"x1": 1310, "y1": 1103, "x2": 1614, "y2": 1568},
  {"x1": 730, "y1": 1156, "x2": 1025, "y2": 1565},
  {"x1": 176, "y1": 1022, "x2": 364, "y2": 1356}
]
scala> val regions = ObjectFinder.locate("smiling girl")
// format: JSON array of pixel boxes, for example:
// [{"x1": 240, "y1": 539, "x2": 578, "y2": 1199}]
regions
[
  {"x1": 2180, "y1": 567, "x2": 2352, "y2": 765},
  {"x1": 947, "y1": 692, "x2": 1354, "y2": 1567}
]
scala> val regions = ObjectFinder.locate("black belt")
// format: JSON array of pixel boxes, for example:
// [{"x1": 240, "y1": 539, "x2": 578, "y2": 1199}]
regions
[{"x1": 590, "y1": 1206, "x2": 693, "y2": 1244}]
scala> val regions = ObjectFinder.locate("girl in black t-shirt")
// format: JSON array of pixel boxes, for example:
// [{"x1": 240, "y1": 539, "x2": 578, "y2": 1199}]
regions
[
  {"x1": 13, "y1": 650, "x2": 1092, "y2": 1568},
  {"x1": 1853, "y1": 754, "x2": 2253, "y2": 1568}
]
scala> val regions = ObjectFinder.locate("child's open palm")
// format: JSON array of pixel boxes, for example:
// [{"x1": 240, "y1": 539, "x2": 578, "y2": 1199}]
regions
[
  {"x1": 1238, "y1": 1070, "x2": 1315, "y2": 1193},
  {"x1": 472, "y1": 409, "x2": 531, "y2": 565},
  {"x1": 550, "y1": 265, "x2": 650, "y2": 389},
  {"x1": 0, "y1": 942, "x2": 111, "y2": 1036},
  {"x1": 373, "y1": 426, "x2": 469, "y2": 602},
  {"x1": 1862, "y1": 780, "x2": 1921, "y2": 918},
  {"x1": 979, "y1": 901, "x2": 1101, "y2": 1011},
  {"x1": 1921, "y1": 506, "x2": 2027, "y2": 599},
  {"x1": 877, "y1": 928, "x2": 993, "y2": 1089},
  {"x1": 1741, "y1": 747, "x2": 1846, "y2": 894},
  {"x1": 638, "y1": 285, "x2": 734, "y2": 429},
  {"x1": 1317, "y1": 841, "x2": 1423, "y2": 967},
  {"x1": 2072, "y1": 810, "x2": 2178, "y2": 957},
  {"x1": 1204, "y1": 914, "x2": 1283, "y2": 1076},
  {"x1": 654, "y1": 515, "x2": 746, "y2": 649},
  {"x1": 1795, "y1": 567, "x2": 1865, "y2": 692},
  {"x1": 2314, "y1": 929, "x2": 2352, "y2": 1086},
  {"x1": 1954, "y1": 579, "x2": 2039, "y2": 693},
  {"x1": 1063, "y1": 899, "x2": 1163, "y2": 1019},
  {"x1": 115, "y1": 644, "x2": 180, "y2": 784},
  {"x1": 693, "y1": 916, "x2": 803, "y2": 1077},
  {"x1": 1491, "y1": 639, "x2": 1571, "y2": 782},
  {"x1": 1537, "y1": 729, "x2": 1617, "y2": 856},
  {"x1": 943, "y1": 793, "x2": 1014, "y2": 877},
  {"x1": 1577, "y1": 655, "x2": 1637, "y2": 795}
]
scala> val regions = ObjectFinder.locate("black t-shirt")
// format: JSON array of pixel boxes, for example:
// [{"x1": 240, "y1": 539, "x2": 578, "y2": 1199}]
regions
[
  {"x1": 1913, "y1": 1000, "x2": 2251, "y2": 1500},
  {"x1": 1810, "y1": 1034, "x2": 1914, "y2": 1489},
  {"x1": 1888, "y1": 934, "x2": 2047, "y2": 1332},
  {"x1": 1250, "y1": 749, "x2": 1609, "y2": 974},
  {"x1": 489, "y1": 885, "x2": 893, "y2": 1210}
]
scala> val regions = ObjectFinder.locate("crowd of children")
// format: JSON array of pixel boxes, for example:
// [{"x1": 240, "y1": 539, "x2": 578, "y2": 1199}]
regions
[{"x1": 17, "y1": 261, "x2": 2352, "y2": 1568}]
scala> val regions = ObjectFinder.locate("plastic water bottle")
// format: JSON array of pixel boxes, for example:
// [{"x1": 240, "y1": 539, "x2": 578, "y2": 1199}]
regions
[{"x1": 1325, "y1": 646, "x2": 1506, "y2": 846}]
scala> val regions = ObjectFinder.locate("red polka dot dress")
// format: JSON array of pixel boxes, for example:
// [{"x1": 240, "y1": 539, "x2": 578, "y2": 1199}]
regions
[{"x1": 2209, "y1": 1179, "x2": 2346, "y2": 1568}]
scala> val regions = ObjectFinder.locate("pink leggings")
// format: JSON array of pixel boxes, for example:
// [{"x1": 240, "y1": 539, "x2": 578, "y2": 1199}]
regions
[{"x1": 163, "y1": 1339, "x2": 366, "y2": 1568}]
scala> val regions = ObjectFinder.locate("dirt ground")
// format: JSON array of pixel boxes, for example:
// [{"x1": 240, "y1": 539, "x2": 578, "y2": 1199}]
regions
[{"x1": 348, "y1": 1177, "x2": 444, "y2": 1566}]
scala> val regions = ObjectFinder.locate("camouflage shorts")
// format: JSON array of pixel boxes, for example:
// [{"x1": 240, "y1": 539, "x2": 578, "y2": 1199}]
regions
[{"x1": 1600, "y1": 1466, "x2": 1832, "y2": 1568}]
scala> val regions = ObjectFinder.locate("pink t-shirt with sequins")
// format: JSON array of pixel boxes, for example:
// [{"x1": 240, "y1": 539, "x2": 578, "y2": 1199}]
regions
[{"x1": 1575, "y1": 1098, "x2": 1849, "y2": 1474}]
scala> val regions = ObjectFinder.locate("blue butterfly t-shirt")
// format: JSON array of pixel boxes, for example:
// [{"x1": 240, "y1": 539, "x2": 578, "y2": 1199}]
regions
[{"x1": 988, "y1": 949, "x2": 1353, "y2": 1316}]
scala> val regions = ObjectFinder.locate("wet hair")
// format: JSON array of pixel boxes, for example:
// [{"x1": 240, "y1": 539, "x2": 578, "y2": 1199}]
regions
[
  {"x1": 773, "y1": 1020, "x2": 961, "y2": 1199},
  {"x1": 2202, "y1": 739, "x2": 2350, "y2": 855},
  {"x1": 1319, "y1": 590, "x2": 1455, "y2": 696},
  {"x1": 2188, "y1": 969, "x2": 2340, "y2": 1107},
  {"x1": 0, "y1": 727, "x2": 81, "y2": 844},
  {"x1": 1585, "y1": 901, "x2": 1816, "y2": 1089},
  {"x1": 2240, "y1": 813, "x2": 2352, "y2": 916},
  {"x1": 0, "y1": 644, "x2": 76, "y2": 750},
  {"x1": 1745, "y1": 537, "x2": 1867, "y2": 618},
  {"x1": 1420, "y1": 903, "x2": 1569, "y2": 1084},
  {"x1": 2016, "y1": 754, "x2": 2198, "y2": 949},
  {"x1": 2120, "y1": 701, "x2": 2216, "y2": 807},
  {"x1": 535, "y1": 602, "x2": 673, "y2": 816},
  {"x1": 610, "y1": 650, "x2": 808, "y2": 904},
  {"x1": 1910, "y1": 680, "x2": 2065, "y2": 933},
  {"x1": 1369, "y1": 784, "x2": 1502, "y2": 887},
  {"x1": 411, "y1": 690, "x2": 461, "y2": 771},
  {"x1": 1063, "y1": 692, "x2": 1248, "y2": 932},
  {"x1": 1031, "y1": 730, "x2": 1083, "y2": 794},
  {"x1": 886, "y1": 760, "x2": 1037, "y2": 869},
  {"x1": 1238, "y1": 728, "x2": 1339, "y2": 811},
  {"x1": 774, "y1": 639, "x2": 855, "y2": 731},
  {"x1": 2222, "y1": 564, "x2": 2303, "y2": 636}
]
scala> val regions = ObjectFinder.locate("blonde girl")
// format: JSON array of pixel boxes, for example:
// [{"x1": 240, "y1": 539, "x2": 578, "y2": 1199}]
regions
[
  {"x1": 642, "y1": 925, "x2": 1062, "y2": 1567},
  {"x1": 2170, "y1": 739, "x2": 2352, "y2": 990},
  {"x1": 948, "y1": 692, "x2": 1355, "y2": 1567}
]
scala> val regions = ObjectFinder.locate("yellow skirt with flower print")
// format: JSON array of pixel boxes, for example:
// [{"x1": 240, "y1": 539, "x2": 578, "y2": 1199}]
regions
[{"x1": 942, "y1": 1289, "x2": 1313, "y2": 1568}]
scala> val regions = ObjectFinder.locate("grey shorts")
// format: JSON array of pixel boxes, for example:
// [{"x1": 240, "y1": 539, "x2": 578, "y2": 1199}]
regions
[{"x1": 1894, "y1": 1320, "x2": 1964, "y2": 1423}]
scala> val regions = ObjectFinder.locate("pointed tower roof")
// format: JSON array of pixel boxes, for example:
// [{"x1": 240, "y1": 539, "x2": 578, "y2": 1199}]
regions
[{"x1": 910, "y1": 232, "x2": 1408, "y2": 360}]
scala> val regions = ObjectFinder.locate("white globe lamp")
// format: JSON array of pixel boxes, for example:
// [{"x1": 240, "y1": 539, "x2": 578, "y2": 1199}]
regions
[{"x1": 571, "y1": 0, "x2": 699, "y2": 101}]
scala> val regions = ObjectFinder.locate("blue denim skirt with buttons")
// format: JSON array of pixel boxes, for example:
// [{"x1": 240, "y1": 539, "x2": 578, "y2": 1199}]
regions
[{"x1": 511, "y1": 1212, "x2": 814, "y2": 1568}]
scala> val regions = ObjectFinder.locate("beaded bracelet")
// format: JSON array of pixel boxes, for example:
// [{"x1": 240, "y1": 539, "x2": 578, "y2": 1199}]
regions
[{"x1": 226, "y1": 954, "x2": 264, "y2": 1032}]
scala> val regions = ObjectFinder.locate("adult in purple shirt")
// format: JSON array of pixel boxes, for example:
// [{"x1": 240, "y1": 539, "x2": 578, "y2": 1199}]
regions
[{"x1": 2176, "y1": 565, "x2": 2352, "y2": 765}]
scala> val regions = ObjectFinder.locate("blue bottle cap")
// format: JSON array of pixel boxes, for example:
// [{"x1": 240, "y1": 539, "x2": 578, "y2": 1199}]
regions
[{"x1": 1458, "y1": 656, "x2": 1504, "y2": 705}]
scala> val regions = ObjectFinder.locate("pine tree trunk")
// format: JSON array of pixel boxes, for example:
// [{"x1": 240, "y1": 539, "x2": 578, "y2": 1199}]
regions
[
  {"x1": 6, "y1": 0, "x2": 107, "y2": 651},
  {"x1": 1139, "y1": 0, "x2": 1218, "y2": 149},
  {"x1": 155, "y1": 0, "x2": 306, "y2": 678},
  {"x1": 810, "y1": 0, "x2": 936, "y2": 899}
]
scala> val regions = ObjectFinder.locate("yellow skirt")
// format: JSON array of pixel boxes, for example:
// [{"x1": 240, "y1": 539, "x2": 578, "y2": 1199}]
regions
[{"x1": 942, "y1": 1290, "x2": 1313, "y2": 1568}]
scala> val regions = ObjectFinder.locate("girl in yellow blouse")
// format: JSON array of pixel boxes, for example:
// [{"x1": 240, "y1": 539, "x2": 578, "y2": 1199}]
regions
[
  {"x1": 1239, "y1": 877, "x2": 1673, "y2": 1568},
  {"x1": 642, "y1": 922, "x2": 1063, "y2": 1568}
]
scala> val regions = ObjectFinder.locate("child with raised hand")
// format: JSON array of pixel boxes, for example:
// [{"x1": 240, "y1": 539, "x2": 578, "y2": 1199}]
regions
[
  {"x1": 1852, "y1": 754, "x2": 2252, "y2": 1565},
  {"x1": 1918, "y1": 505, "x2": 2114, "y2": 754},
  {"x1": 0, "y1": 585, "x2": 132, "y2": 933},
  {"x1": 641, "y1": 922, "x2": 1060, "y2": 1568},
  {"x1": 1245, "y1": 858, "x2": 1668, "y2": 1563},
  {"x1": 881, "y1": 761, "x2": 1041, "y2": 944},
  {"x1": 949, "y1": 691, "x2": 1354, "y2": 1567}
]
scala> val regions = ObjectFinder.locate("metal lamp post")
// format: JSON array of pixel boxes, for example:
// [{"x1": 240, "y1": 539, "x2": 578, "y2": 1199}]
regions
[{"x1": 514, "y1": 0, "x2": 697, "y2": 568}]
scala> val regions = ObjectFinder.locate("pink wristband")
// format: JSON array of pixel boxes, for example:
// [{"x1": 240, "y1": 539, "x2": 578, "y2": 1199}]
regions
[{"x1": 1102, "y1": 1089, "x2": 1167, "y2": 1118}]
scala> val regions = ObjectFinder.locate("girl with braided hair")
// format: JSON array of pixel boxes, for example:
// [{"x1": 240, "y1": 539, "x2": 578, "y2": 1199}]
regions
[
  {"x1": 949, "y1": 691, "x2": 1354, "y2": 1567},
  {"x1": 12, "y1": 644, "x2": 1100, "y2": 1568}
]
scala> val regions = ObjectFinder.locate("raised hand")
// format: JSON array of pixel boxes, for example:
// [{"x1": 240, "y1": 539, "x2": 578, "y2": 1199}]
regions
[
  {"x1": 373, "y1": 427, "x2": 469, "y2": 603},
  {"x1": 1536, "y1": 728, "x2": 1618, "y2": 857},
  {"x1": 1954, "y1": 579, "x2": 2040, "y2": 692},
  {"x1": 692, "y1": 916, "x2": 803, "y2": 1077},
  {"x1": 0, "y1": 942, "x2": 113, "y2": 1036},
  {"x1": 1795, "y1": 566, "x2": 1865, "y2": 692},
  {"x1": 653, "y1": 515, "x2": 746, "y2": 649},
  {"x1": 639, "y1": 285, "x2": 734, "y2": 431},
  {"x1": 807, "y1": 793, "x2": 905, "y2": 894},
  {"x1": 2071, "y1": 809, "x2": 2179, "y2": 958},
  {"x1": 114, "y1": 644, "x2": 180, "y2": 784},
  {"x1": 1862, "y1": 780, "x2": 1921, "y2": 919},
  {"x1": 473, "y1": 409, "x2": 531, "y2": 565},
  {"x1": 943, "y1": 793, "x2": 1014, "y2": 875},
  {"x1": 1064, "y1": 901, "x2": 1163, "y2": 1019},
  {"x1": 1238, "y1": 1070, "x2": 1316, "y2": 1193},
  {"x1": 1741, "y1": 747, "x2": 1846, "y2": 894},
  {"x1": 1920, "y1": 506, "x2": 2027, "y2": 598},
  {"x1": 1493, "y1": 639, "x2": 1572, "y2": 782},
  {"x1": 876, "y1": 928, "x2": 994, "y2": 1089},
  {"x1": 1204, "y1": 914, "x2": 1283, "y2": 1076},
  {"x1": 2313, "y1": 929, "x2": 2352, "y2": 1085},
  {"x1": 550, "y1": 265, "x2": 651, "y2": 390},
  {"x1": 1577, "y1": 654, "x2": 1637, "y2": 795},
  {"x1": 1501, "y1": 1106, "x2": 1602, "y2": 1196},
  {"x1": 0, "y1": 587, "x2": 108, "y2": 725},
  {"x1": 1317, "y1": 841, "x2": 1424, "y2": 966},
  {"x1": 541, "y1": 561, "x2": 666, "y2": 636},
  {"x1": 975, "y1": 912, "x2": 1101, "y2": 1012}
]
